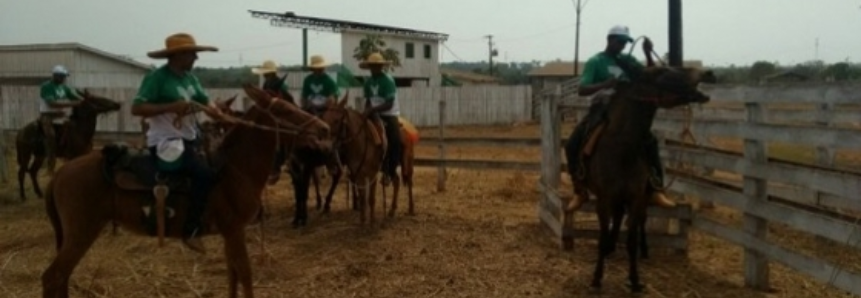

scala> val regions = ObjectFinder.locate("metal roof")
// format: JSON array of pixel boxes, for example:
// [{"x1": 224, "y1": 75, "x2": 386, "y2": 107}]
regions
[
  {"x1": 249, "y1": 10, "x2": 449, "y2": 41},
  {"x1": 0, "y1": 42, "x2": 152, "y2": 71}
]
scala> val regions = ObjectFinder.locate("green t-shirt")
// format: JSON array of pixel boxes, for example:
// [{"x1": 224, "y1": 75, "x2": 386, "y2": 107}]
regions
[
  {"x1": 301, "y1": 73, "x2": 339, "y2": 107},
  {"x1": 133, "y1": 65, "x2": 210, "y2": 148},
  {"x1": 363, "y1": 73, "x2": 399, "y2": 116},
  {"x1": 579, "y1": 52, "x2": 643, "y2": 86},
  {"x1": 39, "y1": 80, "x2": 80, "y2": 114}
]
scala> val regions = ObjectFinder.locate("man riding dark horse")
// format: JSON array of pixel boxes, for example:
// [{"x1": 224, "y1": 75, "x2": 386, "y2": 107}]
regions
[
  {"x1": 360, "y1": 52, "x2": 403, "y2": 185},
  {"x1": 38, "y1": 65, "x2": 84, "y2": 176},
  {"x1": 253, "y1": 59, "x2": 296, "y2": 183},
  {"x1": 565, "y1": 25, "x2": 676, "y2": 211},
  {"x1": 254, "y1": 59, "x2": 295, "y2": 106},
  {"x1": 131, "y1": 32, "x2": 231, "y2": 254}
]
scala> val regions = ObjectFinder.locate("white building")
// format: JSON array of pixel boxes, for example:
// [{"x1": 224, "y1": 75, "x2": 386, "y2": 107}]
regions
[
  {"x1": 340, "y1": 28, "x2": 447, "y2": 87},
  {"x1": 0, "y1": 42, "x2": 151, "y2": 88}
]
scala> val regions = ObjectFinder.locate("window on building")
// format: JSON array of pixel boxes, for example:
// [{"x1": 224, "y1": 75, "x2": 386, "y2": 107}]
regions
[
  {"x1": 424, "y1": 44, "x2": 432, "y2": 59},
  {"x1": 405, "y1": 42, "x2": 415, "y2": 59}
]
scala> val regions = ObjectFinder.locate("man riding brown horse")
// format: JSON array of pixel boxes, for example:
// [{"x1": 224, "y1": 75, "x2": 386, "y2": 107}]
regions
[
  {"x1": 565, "y1": 25, "x2": 676, "y2": 211},
  {"x1": 38, "y1": 65, "x2": 84, "y2": 176},
  {"x1": 130, "y1": 32, "x2": 232, "y2": 253},
  {"x1": 360, "y1": 52, "x2": 403, "y2": 185}
]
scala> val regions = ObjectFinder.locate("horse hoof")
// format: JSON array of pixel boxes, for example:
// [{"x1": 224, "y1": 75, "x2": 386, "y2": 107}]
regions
[
  {"x1": 291, "y1": 219, "x2": 307, "y2": 229},
  {"x1": 626, "y1": 282, "x2": 645, "y2": 294},
  {"x1": 588, "y1": 284, "x2": 602, "y2": 294}
]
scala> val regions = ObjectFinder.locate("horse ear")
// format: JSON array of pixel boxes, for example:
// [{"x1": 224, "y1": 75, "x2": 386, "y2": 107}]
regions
[
  {"x1": 224, "y1": 95, "x2": 238, "y2": 108},
  {"x1": 338, "y1": 90, "x2": 350, "y2": 107},
  {"x1": 279, "y1": 73, "x2": 288, "y2": 83}
]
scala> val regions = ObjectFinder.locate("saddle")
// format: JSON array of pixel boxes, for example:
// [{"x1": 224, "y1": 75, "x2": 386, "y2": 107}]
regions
[
  {"x1": 367, "y1": 118, "x2": 386, "y2": 148},
  {"x1": 581, "y1": 123, "x2": 606, "y2": 158}
]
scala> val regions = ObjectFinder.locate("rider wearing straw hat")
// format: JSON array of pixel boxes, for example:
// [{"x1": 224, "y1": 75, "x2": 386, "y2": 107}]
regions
[
  {"x1": 131, "y1": 32, "x2": 230, "y2": 254},
  {"x1": 253, "y1": 60, "x2": 295, "y2": 105},
  {"x1": 360, "y1": 52, "x2": 402, "y2": 183},
  {"x1": 564, "y1": 25, "x2": 676, "y2": 212},
  {"x1": 300, "y1": 55, "x2": 340, "y2": 116}
]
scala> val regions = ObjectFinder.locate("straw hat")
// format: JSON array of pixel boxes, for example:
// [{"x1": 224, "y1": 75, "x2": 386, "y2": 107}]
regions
[
  {"x1": 306, "y1": 55, "x2": 329, "y2": 69},
  {"x1": 359, "y1": 52, "x2": 390, "y2": 69},
  {"x1": 147, "y1": 33, "x2": 218, "y2": 59},
  {"x1": 252, "y1": 60, "x2": 279, "y2": 75}
]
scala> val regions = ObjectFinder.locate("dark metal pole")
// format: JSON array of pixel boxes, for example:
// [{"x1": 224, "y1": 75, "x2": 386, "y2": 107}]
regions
[
  {"x1": 302, "y1": 29, "x2": 309, "y2": 68},
  {"x1": 573, "y1": 0, "x2": 581, "y2": 77},
  {"x1": 668, "y1": 0, "x2": 683, "y2": 66}
]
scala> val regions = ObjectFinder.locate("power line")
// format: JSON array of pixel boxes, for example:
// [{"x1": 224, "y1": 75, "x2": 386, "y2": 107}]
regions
[{"x1": 440, "y1": 43, "x2": 466, "y2": 62}]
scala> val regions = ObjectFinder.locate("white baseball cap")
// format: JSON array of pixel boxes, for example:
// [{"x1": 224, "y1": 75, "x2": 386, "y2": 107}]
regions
[
  {"x1": 52, "y1": 65, "x2": 69, "y2": 76},
  {"x1": 607, "y1": 25, "x2": 634, "y2": 43}
]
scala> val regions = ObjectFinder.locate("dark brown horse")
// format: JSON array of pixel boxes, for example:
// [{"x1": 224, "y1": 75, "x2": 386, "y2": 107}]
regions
[
  {"x1": 318, "y1": 97, "x2": 387, "y2": 224},
  {"x1": 40, "y1": 84, "x2": 331, "y2": 298},
  {"x1": 15, "y1": 90, "x2": 121, "y2": 200},
  {"x1": 566, "y1": 66, "x2": 714, "y2": 293}
]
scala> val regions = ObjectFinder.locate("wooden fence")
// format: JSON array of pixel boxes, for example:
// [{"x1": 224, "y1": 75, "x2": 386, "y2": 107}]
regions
[
  {"x1": 0, "y1": 84, "x2": 532, "y2": 132},
  {"x1": 538, "y1": 82, "x2": 861, "y2": 295}
]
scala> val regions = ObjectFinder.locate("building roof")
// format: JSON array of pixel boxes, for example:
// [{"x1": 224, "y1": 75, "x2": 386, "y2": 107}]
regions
[
  {"x1": 527, "y1": 59, "x2": 705, "y2": 77},
  {"x1": 440, "y1": 68, "x2": 501, "y2": 84},
  {"x1": 249, "y1": 10, "x2": 449, "y2": 41},
  {"x1": 0, "y1": 42, "x2": 152, "y2": 71}
]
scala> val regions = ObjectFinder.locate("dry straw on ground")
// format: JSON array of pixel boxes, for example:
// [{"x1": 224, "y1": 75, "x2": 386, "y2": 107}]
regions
[{"x1": 0, "y1": 123, "x2": 858, "y2": 298}]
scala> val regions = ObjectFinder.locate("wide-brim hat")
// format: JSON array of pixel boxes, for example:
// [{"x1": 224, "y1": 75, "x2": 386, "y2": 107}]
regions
[
  {"x1": 252, "y1": 60, "x2": 279, "y2": 75},
  {"x1": 306, "y1": 55, "x2": 329, "y2": 69},
  {"x1": 147, "y1": 33, "x2": 218, "y2": 59},
  {"x1": 359, "y1": 52, "x2": 391, "y2": 69}
]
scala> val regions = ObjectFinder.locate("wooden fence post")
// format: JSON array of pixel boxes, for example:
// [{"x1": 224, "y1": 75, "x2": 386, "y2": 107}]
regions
[
  {"x1": 814, "y1": 102, "x2": 836, "y2": 242},
  {"x1": 742, "y1": 102, "x2": 771, "y2": 290},
  {"x1": 437, "y1": 90, "x2": 447, "y2": 192}
]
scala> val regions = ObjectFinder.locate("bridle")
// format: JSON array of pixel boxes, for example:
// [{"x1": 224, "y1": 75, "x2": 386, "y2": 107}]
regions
[{"x1": 325, "y1": 105, "x2": 373, "y2": 181}]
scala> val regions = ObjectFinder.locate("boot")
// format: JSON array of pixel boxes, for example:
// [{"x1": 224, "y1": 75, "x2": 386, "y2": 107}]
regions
[
  {"x1": 566, "y1": 190, "x2": 589, "y2": 212},
  {"x1": 183, "y1": 234, "x2": 206, "y2": 254},
  {"x1": 651, "y1": 190, "x2": 677, "y2": 208}
]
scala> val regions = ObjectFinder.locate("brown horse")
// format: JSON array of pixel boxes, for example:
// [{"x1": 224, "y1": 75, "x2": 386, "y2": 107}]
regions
[
  {"x1": 15, "y1": 90, "x2": 121, "y2": 200},
  {"x1": 567, "y1": 66, "x2": 714, "y2": 293},
  {"x1": 318, "y1": 97, "x2": 388, "y2": 224},
  {"x1": 40, "y1": 84, "x2": 331, "y2": 298}
]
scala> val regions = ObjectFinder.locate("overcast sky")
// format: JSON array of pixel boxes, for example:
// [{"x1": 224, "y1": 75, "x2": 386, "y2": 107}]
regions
[{"x1": 1, "y1": 0, "x2": 859, "y2": 68}]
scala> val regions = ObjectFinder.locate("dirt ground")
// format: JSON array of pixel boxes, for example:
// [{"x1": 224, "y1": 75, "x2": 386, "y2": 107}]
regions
[{"x1": 1, "y1": 123, "x2": 859, "y2": 298}]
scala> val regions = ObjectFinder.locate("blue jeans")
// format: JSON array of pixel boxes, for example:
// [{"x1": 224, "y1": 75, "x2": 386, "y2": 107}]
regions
[{"x1": 148, "y1": 139, "x2": 216, "y2": 238}]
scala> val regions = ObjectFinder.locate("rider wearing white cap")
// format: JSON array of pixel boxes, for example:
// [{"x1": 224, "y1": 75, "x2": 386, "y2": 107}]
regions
[
  {"x1": 565, "y1": 25, "x2": 677, "y2": 211},
  {"x1": 39, "y1": 65, "x2": 84, "y2": 175}
]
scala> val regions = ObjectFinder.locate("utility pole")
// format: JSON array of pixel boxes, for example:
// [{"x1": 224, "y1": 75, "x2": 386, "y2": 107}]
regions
[
  {"x1": 485, "y1": 35, "x2": 496, "y2": 75},
  {"x1": 573, "y1": 0, "x2": 583, "y2": 77}
]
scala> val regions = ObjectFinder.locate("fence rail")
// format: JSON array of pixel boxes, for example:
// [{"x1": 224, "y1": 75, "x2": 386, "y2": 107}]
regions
[{"x1": 0, "y1": 84, "x2": 533, "y2": 131}]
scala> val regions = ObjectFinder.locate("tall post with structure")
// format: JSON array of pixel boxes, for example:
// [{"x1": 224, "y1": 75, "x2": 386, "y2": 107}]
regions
[
  {"x1": 573, "y1": 0, "x2": 582, "y2": 77},
  {"x1": 303, "y1": 29, "x2": 309, "y2": 67},
  {"x1": 486, "y1": 35, "x2": 495, "y2": 76},
  {"x1": 668, "y1": 0, "x2": 683, "y2": 66}
]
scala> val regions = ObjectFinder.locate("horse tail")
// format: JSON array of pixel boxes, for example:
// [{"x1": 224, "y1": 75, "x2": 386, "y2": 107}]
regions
[{"x1": 44, "y1": 178, "x2": 64, "y2": 251}]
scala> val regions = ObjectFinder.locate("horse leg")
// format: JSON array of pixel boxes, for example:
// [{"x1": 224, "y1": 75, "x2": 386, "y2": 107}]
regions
[
  {"x1": 368, "y1": 177, "x2": 379, "y2": 225},
  {"x1": 222, "y1": 229, "x2": 254, "y2": 298},
  {"x1": 388, "y1": 174, "x2": 400, "y2": 218},
  {"x1": 626, "y1": 204, "x2": 647, "y2": 293},
  {"x1": 590, "y1": 205, "x2": 612, "y2": 291},
  {"x1": 640, "y1": 213, "x2": 649, "y2": 259},
  {"x1": 322, "y1": 167, "x2": 341, "y2": 213},
  {"x1": 17, "y1": 150, "x2": 31, "y2": 201},
  {"x1": 357, "y1": 182, "x2": 368, "y2": 224},
  {"x1": 41, "y1": 220, "x2": 106, "y2": 298},
  {"x1": 289, "y1": 165, "x2": 310, "y2": 228},
  {"x1": 30, "y1": 156, "x2": 45, "y2": 198},
  {"x1": 609, "y1": 204, "x2": 628, "y2": 256},
  {"x1": 312, "y1": 170, "x2": 322, "y2": 211}
]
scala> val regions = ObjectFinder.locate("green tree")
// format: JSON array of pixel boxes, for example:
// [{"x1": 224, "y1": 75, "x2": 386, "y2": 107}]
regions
[
  {"x1": 352, "y1": 35, "x2": 401, "y2": 72},
  {"x1": 822, "y1": 62, "x2": 852, "y2": 81},
  {"x1": 748, "y1": 61, "x2": 777, "y2": 82}
]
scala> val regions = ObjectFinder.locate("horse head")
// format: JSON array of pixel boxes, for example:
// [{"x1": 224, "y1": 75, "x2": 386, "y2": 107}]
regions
[
  {"x1": 70, "y1": 89, "x2": 122, "y2": 120},
  {"x1": 319, "y1": 91, "x2": 352, "y2": 143},
  {"x1": 241, "y1": 83, "x2": 332, "y2": 153},
  {"x1": 623, "y1": 66, "x2": 716, "y2": 109}
]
